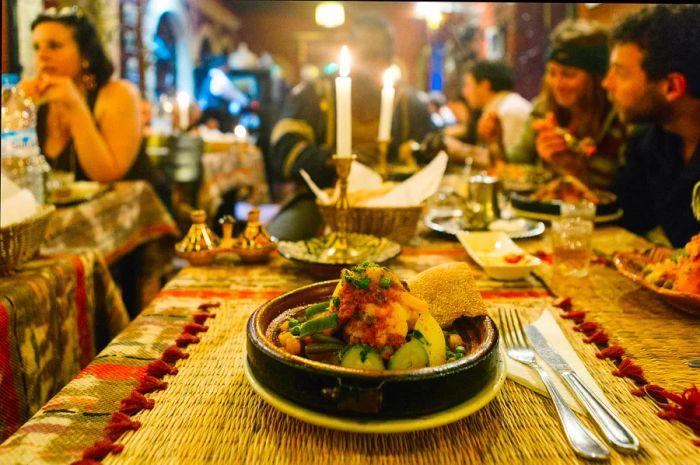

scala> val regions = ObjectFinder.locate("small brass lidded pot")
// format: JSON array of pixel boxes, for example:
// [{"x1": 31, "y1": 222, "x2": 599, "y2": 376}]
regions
[
  {"x1": 232, "y1": 207, "x2": 276, "y2": 263},
  {"x1": 175, "y1": 209, "x2": 220, "y2": 266}
]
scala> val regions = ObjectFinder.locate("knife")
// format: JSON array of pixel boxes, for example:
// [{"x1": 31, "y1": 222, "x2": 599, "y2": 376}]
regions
[{"x1": 525, "y1": 325, "x2": 640, "y2": 454}]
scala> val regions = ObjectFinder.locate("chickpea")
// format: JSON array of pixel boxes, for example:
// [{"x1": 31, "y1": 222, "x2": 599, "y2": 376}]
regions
[{"x1": 448, "y1": 333, "x2": 465, "y2": 350}]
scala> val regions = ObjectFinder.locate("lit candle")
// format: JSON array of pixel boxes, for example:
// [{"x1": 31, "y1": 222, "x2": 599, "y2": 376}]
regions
[
  {"x1": 335, "y1": 45, "x2": 352, "y2": 157},
  {"x1": 176, "y1": 91, "x2": 190, "y2": 131},
  {"x1": 378, "y1": 68, "x2": 395, "y2": 141},
  {"x1": 234, "y1": 124, "x2": 247, "y2": 141}
]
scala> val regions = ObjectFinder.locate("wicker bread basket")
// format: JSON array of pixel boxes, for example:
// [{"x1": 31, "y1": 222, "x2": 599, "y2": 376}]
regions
[
  {"x1": 317, "y1": 199, "x2": 423, "y2": 244},
  {"x1": 0, "y1": 204, "x2": 55, "y2": 275}
]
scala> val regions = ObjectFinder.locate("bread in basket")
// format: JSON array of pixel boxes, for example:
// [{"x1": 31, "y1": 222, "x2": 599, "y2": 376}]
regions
[{"x1": 316, "y1": 188, "x2": 423, "y2": 244}]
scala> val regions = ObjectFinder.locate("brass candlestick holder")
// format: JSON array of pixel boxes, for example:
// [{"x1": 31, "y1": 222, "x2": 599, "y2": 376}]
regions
[
  {"x1": 376, "y1": 138, "x2": 391, "y2": 179},
  {"x1": 320, "y1": 154, "x2": 359, "y2": 262}
]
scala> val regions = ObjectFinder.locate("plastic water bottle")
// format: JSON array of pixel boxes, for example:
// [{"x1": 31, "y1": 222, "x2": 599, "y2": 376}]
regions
[{"x1": 1, "y1": 73, "x2": 50, "y2": 203}]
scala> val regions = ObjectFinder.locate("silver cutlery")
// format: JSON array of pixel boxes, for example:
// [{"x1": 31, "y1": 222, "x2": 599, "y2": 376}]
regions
[
  {"x1": 525, "y1": 325, "x2": 640, "y2": 454},
  {"x1": 689, "y1": 360, "x2": 700, "y2": 368},
  {"x1": 498, "y1": 307, "x2": 610, "y2": 461}
]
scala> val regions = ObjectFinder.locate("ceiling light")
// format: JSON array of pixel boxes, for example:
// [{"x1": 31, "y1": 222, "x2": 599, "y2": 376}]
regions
[{"x1": 315, "y1": 2, "x2": 345, "y2": 28}]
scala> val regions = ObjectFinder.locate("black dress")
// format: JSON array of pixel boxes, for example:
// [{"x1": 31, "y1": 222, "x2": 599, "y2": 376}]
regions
[{"x1": 36, "y1": 87, "x2": 171, "y2": 210}]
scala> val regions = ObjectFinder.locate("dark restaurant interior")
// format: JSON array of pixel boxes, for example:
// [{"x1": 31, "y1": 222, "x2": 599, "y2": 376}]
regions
[{"x1": 1, "y1": 2, "x2": 699, "y2": 464}]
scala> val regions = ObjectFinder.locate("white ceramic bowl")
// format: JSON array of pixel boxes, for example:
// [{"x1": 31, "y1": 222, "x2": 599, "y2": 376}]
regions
[{"x1": 456, "y1": 231, "x2": 541, "y2": 281}]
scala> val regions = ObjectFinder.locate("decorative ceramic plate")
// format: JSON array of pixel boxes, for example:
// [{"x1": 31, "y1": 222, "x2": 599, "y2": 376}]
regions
[
  {"x1": 510, "y1": 191, "x2": 622, "y2": 224},
  {"x1": 613, "y1": 251, "x2": 700, "y2": 316},
  {"x1": 244, "y1": 346, "x2": 506, "y2": 433},
  {"x1": 457, "y1": 231, "x2": 542, "y2": 281},
  {"x1": 424, "y1": 209, "x2": 545, "y2": 240},
  {"x1": 48, "y1": 181, "x2": 111, "y2": 206},
  {"x1": 277, "y1": 233, "x2": 401, "y2": 277}
]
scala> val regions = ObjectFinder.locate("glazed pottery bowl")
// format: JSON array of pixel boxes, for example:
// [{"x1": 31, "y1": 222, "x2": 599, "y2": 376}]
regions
[{"x1": 246, "y1": 280, "x2": 501, "y2": 420}]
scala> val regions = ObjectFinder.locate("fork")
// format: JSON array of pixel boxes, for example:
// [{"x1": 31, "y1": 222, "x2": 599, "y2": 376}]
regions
[{"x1": 498, "y1": 307, "x2": 611, "y2": 461}]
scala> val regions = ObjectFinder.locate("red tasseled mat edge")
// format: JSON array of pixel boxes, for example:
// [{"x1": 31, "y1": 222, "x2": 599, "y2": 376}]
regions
[
  {"x1": 551, "y1": 288, "x2": 700, "y2": 447},
  {"x1": 70, "y1": 301, "x2": 220, "y2": 464}
]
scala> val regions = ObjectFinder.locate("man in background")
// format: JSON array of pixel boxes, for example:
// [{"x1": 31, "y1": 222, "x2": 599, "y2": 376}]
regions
[{"x1": 604, "y1": 4, "x2": 700, "y2": 247}]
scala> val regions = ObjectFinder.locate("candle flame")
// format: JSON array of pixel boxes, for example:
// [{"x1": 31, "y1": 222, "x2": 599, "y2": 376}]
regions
[
  {"x1": 176, "y1": 91, "x2": 190, "y2": 108},
  {"x1": 339, "y1": 45, "x2": 351, "y2": 77},
  {"x1": 234, "y1": 124, "x2": 247, "y2": 139}
]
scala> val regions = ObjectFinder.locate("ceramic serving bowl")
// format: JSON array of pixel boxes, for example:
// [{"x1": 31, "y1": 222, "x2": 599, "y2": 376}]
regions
[{"x1": 246, "y1": 280, "x2": 501, "y2": 420}]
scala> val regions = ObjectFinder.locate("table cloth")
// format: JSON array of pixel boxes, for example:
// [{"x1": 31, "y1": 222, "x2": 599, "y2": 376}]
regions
[
  {"x1": 0, "y1": 249, "x2": 129, "y2": 442},
  {"x1": 41, "y1": 181, "x2": 179, "y2": 265},
  {"x1": 198, "y1": 143, "x2": 270, "y2": 222}
]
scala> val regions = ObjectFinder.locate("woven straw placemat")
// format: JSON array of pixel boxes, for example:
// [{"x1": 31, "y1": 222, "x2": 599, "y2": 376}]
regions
[{"x1": 103, "y1": 234, "x2": 699, "y2": 465}]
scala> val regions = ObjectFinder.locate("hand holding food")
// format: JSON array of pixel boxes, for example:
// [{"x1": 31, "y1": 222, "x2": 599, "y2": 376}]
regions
[
  {"x1": 533, "y1": 112, "x2": 569, "y2": 162},
  {"x1": 477, "y1": 111, "x2": 502, "y2": 145}
]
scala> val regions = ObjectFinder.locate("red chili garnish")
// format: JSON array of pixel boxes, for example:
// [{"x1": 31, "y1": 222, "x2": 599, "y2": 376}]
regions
[
  {"x1": 198, "y1": 302, "x2": 220, "y2": 310},
  {"x1": 574, "y1": 321, "x2": 598, "y2": 335},
  {"x1": 591, "y1": 256, "x2": 609, "y2": 265},
  {"x1": 612, "y1": 358, "x2": 647, "y2": 383},
  {"x1": 161, "y1": 345, "x2": 189, "y2": 364},
  {"x1": 147, "y1": 359, "x2": 179, "y2": 378},
  {"x1": 175, "y1": 332, "x2": 200, "y2": 348},
  {"x1": 193, "y1": 312, "x2": 216, "y2": 324},
  {"x1": 80, "y1": 439, "x2": 124, "y2": 461},
  {"x1": 119, "y1": 391, "x2": 155, "y2": 416},
  {"x1": 535, "y1": 250, "x2": 554, "y2": 264},
  {"x1": 583, "y1": 329, "x2": 609, "y2": 344},
  {"x1": 596, "y1": 345, "x2": 624, "y2": 359},
  {"x1": 104, "y1": 412, "x2": 141, "y2": 441},
  {"x1": 503, "y1": 253, "x2": 524, "y2": 264},
  {"x1": 561, "y1": 310, "x2": 586, "y2": 322},
  {"x1": 553, "y1": 296, "x2": 573, "y2": 309},
  {"x1": 183, "y1": 322, "x2": 208, "y2": 335},
  {"x1": 135, "y1": 375, "x2": 168, "y2": 394}
]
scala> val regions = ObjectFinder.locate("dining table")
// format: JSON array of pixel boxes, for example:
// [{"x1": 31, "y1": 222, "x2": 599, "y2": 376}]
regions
[
  {"x1": 41, "y1": 180, "x2": 180, "y2": 315},
  {"x1": 0, "y1": 224, "x2": 697, "y2": 464},
  {"x1": 0, "y1": 248, "x2": 129, "y2": 442},
  {"x1": 41, "y1": 180, "x2": 179, "y2": 265},
  {"x1": 198, "y1": 140, "x2": 270, "y2": 224}
]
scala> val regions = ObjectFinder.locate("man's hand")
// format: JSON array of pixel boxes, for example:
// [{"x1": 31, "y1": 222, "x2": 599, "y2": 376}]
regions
[{"x1": 477, "y1": 111, "x2": 502, "y2": 145}]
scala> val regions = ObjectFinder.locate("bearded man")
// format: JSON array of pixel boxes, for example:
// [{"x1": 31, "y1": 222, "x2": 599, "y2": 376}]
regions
[{"x1": 604, "y1": 4, "x2": 700, "y2": 247}]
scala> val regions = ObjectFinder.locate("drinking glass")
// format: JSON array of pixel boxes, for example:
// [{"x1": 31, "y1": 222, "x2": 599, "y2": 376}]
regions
[{"x1": 551, "y1": 217, "x2": 593, "y2": 278}]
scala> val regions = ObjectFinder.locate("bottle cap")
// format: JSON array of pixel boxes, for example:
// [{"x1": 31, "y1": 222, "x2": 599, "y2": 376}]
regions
[{"x1": 1, "y1": 74, "x2": 20, "y2": 87}]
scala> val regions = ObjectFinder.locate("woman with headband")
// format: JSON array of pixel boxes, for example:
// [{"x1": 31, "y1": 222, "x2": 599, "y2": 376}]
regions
[{"x1": 509, "y1": 19, "x2": 627, "y2": 190}]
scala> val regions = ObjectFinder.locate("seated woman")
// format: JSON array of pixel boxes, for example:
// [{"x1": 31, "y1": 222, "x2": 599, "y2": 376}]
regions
[
  {"x1": 19, "y1": 7, "x2": 172, "y2": 318},
  {"x1": 19, "y1": 7, "x2": 166, "y2": 199},
  {"x1": 509, "y1": 19, "x2": 627, "y2": 190}
]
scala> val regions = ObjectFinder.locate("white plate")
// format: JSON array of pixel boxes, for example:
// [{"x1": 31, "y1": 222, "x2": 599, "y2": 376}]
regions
[
  {"x1": 456, "y1": 231, "x2": 542, "y2": 281},
  {"x1": 244, "y1": 346, "x2": 506, "y2": 434}
]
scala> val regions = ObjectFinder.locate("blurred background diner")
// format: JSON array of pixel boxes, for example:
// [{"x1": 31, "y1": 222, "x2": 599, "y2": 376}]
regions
[{"x1": 2, "y1": 1, "x2": 699, "y2": 444}]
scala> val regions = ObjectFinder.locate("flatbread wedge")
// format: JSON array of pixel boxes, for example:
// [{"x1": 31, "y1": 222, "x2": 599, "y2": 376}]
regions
[{"x1": 407, "y1": 262, "x2": 488, "y2": 327}]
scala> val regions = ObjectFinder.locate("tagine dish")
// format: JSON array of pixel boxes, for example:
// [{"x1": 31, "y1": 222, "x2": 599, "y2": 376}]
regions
[{"x1": 246, "y1": 261, "x2": 503, "y2": 428}]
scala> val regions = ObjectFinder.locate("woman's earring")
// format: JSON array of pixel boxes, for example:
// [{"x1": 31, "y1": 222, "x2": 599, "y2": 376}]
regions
[{"x1": 81, "y1": 59, "x2": 96, "y2": 90}]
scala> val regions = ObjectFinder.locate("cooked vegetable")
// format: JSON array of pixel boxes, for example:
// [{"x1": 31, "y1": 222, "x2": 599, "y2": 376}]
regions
[
  {"x1": 304, "y1": 301, "x2": 330, "y2": 319},
  {"x1": 298, "y1": 312, "x2": 339, "y2": 337},
  {"x1": 340, "y1": 345, "x2": 385, "y2": 370},
  {"x1": 413, "y1": 312, "x2": 446, "y2": 366},
  {"x1": 304, "y1": 342, "x2": 344, "y2": 354},
  {"x1": 387, "y1": 338, "x2": 429, "y2": 370}
]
